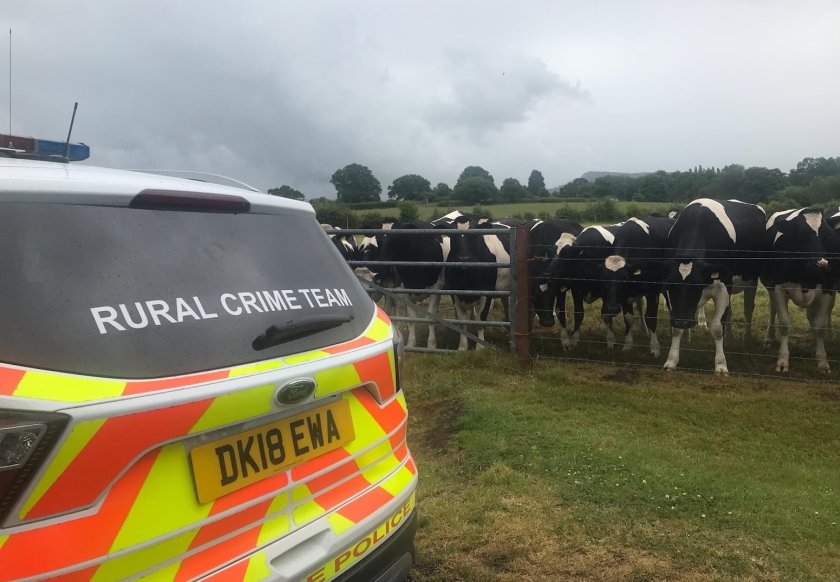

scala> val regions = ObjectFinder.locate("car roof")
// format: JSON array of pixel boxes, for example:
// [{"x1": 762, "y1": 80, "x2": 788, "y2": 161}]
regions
[{"x1": 0, "y1": 158, "x2": 313, "y2": 215}]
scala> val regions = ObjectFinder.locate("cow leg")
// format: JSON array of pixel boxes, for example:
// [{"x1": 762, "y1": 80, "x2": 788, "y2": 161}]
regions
[
  {"x1": 634, "y1": 296, "x2": 649, "y2": 336},
  {"x1": 710, "y1": 282, "x2": 730, "y2": 375},
  {"x1": 764, "y1": 285, "x2": 777, "y2": 348},
  {"x1": 476, "y1": 296, "x2": 489, "y2": 350},
  {"x1": 723, "y1": 304, "x2": 735, "y2": 345},
  {"x1": 452, "y1": 296, "x2": 471, "y2": 351},
  {"x1": 743, "y1": 280, "x2": 757, "y2": 343},
  {"x1": 645, "y1": 291, "x2": 661, "y2": 357},
  {"x1": 622, "y1": 303, "x2": 634, "y2": 351},
  {"x1": 774, "y1": 287, "x2": 792, "y2": 373},
  {"x1": 696, "y1": 304, "x2": 708, "y2": 330},
  {"x1": 556, "y1": 291, "x2": 571, "y2": 350},
  {"x1": 570, "y1": 292, "x2": 584, "y2": 350},
  {"x1": 427, "y1": 293, "x2": 441, "y2": 350},
  {"x1": 501, "y1": 296, "x2": 510, "y2": 323},
  {"x1": 807, "y1": 292, "x2": 833, "y2": 374},
  {"x1": 664, "y1": 328, "x2": 683, "y2": 371},
  {"x1": 406, "y1": 301, "x2": 418, "y2": 348},
  {"x1": 605, "y1": 316, "x2": 616, "y2": 350}
]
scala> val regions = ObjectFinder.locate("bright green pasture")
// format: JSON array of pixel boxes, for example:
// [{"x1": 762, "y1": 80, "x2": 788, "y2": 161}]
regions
[{"x1": 406, "y1": 345, "x2": 840, "y2": 581}]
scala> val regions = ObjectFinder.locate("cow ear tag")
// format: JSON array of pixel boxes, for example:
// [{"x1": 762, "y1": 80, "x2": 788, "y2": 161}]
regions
[{"x1": 633, "y1": 268, "x2": 641, "y2": 276}]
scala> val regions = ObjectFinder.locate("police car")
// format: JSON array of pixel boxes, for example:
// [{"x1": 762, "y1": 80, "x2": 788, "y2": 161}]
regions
[{"x1": 0, "y1": 138, "x2": 416, "y2": 581}]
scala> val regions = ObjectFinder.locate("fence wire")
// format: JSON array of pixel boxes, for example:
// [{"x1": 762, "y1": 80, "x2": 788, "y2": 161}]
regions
[{"x1": 337, "y1": 225, "x2": 840, "y2": 383}]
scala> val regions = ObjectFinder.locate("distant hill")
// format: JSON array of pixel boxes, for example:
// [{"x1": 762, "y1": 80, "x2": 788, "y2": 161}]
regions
[{"x1": 580, "y1": 171, "x2": 651, "y2": 182}]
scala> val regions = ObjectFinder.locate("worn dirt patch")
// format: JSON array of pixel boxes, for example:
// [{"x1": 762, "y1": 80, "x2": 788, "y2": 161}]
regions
[
  {"x1": 600, "y1": 369, "x2": 641, "y2": 385},
  {"x1": 411, "y1": 396, "x2": 465, "y2": 454}
]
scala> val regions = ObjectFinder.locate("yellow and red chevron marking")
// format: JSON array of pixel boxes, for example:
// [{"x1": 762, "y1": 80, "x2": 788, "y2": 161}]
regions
[
  {"x1": 15, "y1": 346, "x2": 399, "y2": 522},
  {"x1": 0, "y1": 362, "x2": 408, "y2": 581},
  {"x1": 229, "y1": 460, "x2": 417, "y2": 582},
  {"x1": 0, "y1": 306, "x2": 392, "y2": 403}
]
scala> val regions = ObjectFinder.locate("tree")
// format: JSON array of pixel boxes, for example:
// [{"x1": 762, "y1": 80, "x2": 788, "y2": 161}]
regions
[
  {"x1": 388, "y1": 174, "x2": 432, "y2": 201},
  {"x1": 433, "y1": 182, "x2": 452, "y2": 200},
  {"x1": 397, "y1": 200, "x2": 420, "y2": 222},
  {"x1": 707, "y1": 164, "x2": 745, "y2": 199},
  {"x1": 527, "y1": 170, "x2": 548, "y2": 197},
  {"x1": 310, "y1": 199, "x2": 358, "y2": 228},
  {"x1": 267, "y1": 185, "x2": 306, "y2": 201},
  {"x1": 452, "y1": 176, "x2": 499, "y2": 204},
  {"x1": 740, "y1": 167, "x2": 786, "y2": 203},
  {"x1": 500, "y1": 177, "x2": 529, "y2": 202},
  {"x1": 330, "y1": 163, "x2": 382, "y2": 203},
  {"x1": 557, "y1": 177, "x2": 592, "y2": 198},
  {"x1": 456, "y1": 166, "x2": 495, "y2": 187},
  {"x1": 789, "y1": 157, "x2": 840, "y2": 186}
]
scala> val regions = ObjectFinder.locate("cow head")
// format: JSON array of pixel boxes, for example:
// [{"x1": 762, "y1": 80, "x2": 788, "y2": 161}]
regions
[
  {"x1": 665, "y1": 261, "x2": 732, "y2": 329},
  {"x1": 447, "y1": 215, "x2": 479, "y2": 263},
  {"x1": 600, "y1": 258, "x2": 668, "y2": 318},
  {"x1": 771, "y1": 209, "x2": 832, "y2": 289},
  {"x1": 526, "y1": 227, "x2": 575, "y2": 327}
]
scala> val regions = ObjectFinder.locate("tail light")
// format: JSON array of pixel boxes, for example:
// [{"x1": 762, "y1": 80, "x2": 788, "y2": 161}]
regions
[
  {"x1": 393, "y1": 330, "x2": 405, "y2": 392},
  {"x1": 0, "y1": 411, "x2": 70, "y2": 525},
  {"x1": 130, "y1": 189, "x2": 250, "y2": 213}
]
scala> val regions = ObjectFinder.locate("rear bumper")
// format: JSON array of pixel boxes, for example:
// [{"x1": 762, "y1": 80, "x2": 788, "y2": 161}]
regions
[
  {"x1": 199, "y1": 473, "x2": 417, "y2": 582},
  {"x1": 335, "y1": 510, "x2": 416, "y2": 582}
]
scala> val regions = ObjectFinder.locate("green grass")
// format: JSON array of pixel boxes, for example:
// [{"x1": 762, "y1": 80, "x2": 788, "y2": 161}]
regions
[
  {"x1": 420, "y1": 201, "x2": 674, "y2": 221},
  {"x1": 405, "y1": 350, "x2": 840, "y2": 581}
]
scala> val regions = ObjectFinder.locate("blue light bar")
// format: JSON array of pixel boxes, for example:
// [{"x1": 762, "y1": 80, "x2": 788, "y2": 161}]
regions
[{"x1": 1, "y1": 134, "x2": 90, "y2": 161}]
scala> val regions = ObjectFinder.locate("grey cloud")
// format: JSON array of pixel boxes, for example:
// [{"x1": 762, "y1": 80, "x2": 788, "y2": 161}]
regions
[
  {"x1": 424, "y1": 51, "x2": 590, "y2": 139},
  {"x1": 4, "y1": 1, "x2": 840, "y2": 196}
]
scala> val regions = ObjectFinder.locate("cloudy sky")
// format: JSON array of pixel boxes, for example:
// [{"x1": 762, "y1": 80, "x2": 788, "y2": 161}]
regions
[{"x1": 6, "y1": 1, "x2": 839, "y2": 197}]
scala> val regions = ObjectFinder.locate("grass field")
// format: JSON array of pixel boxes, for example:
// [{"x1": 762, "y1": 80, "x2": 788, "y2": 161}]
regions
[
  {"x1": 393, "y1": 288, "x2": 840, "y2": 581},
  {"x1": 405, "y1": 349, "x2": 840, "y2": 581},
  {"x1": 416, "y1": 201, "x2": 676, "y2": 221},
  {"x1": 351, "y1": 200, "x2": 676, "y2": 222}
]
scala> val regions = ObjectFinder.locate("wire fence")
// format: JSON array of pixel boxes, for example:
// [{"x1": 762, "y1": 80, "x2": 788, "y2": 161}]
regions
[{"x1": 331, "y1": 226, "x2": 840, "y2": 384}]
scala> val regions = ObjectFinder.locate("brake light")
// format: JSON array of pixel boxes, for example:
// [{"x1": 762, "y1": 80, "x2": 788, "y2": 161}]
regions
[
  {"x1": 130, "y1": 189, "x2": 250, "y2": 213},
  {"x1": 0, "y1": 411, "x2": 70, "y2": 525},
  {"x1": 393, "y1": 330, "x2": 404, "y2": 392}
]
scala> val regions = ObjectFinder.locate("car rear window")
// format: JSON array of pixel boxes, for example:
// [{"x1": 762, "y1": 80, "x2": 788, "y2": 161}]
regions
[{"x1": 0, "y1": 201, "x2": 373, "y2": 379}]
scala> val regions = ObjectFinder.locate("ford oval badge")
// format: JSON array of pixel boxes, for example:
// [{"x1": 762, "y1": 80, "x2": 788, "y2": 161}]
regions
[{"x1": 276, "y1": 379, "x2": 316, "y2": 405}]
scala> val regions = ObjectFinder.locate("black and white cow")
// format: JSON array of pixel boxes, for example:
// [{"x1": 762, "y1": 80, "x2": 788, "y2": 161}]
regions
[
  {"x1": 762, "y1": 208, "x2": 840, "y2": 373},
  {"x1": 600, "y1": 216, "x2": 675, "y2": 356},
  {"x1": 321, "y1": 224, "x2": 357, "y2": 261},
  {"x1": 529, "y1": 218, "x2": 583, "y2": 329},
  {"x1": 444, "y1": 216, "x2": 512, "y2": 350},
  {"x1": 663, "y1": 199, "x2": 766, "y2": 375},
  {"x1": 545, "y1": 223, "x2": 623, "y2": 349},
  {"x1": 351, "y1": 218, "x2": 400, "y2": 305},
  {"x1": 377, "y1": 221, "x2": 450, "y2": 348}
]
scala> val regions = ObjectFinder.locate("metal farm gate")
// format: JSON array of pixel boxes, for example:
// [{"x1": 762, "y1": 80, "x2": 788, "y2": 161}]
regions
[{"x1": 328, "y1": 226, "x2": 532, "y2": 366}]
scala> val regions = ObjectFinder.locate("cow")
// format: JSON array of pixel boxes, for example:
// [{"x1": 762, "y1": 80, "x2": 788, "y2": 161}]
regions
[
  {"x1": 528, "y1": 218, "x2": 583, "y2": 330},
  {"x1": 600, "y1": 216, "x2": 675, "y2": 356},
  {"x1": 662, "y1": 198, "x2": 766, "y2": 375},
  {"x1": 444, "y1": 216, "x2": 512, "y2": 350},
  {"x1": 377, "y1": 220, "x2": 450, "y2": 349},
  {"x1": 321, "y1": 224, "x2": 357, "y2": 261},
  {"x1": 762, "y1": 208, "x2": 840, "y2": 373},
  {"x1": 545, "y1": 223, "x2": 623, "y2": 350},
  {"x1": 351, "y1": 218, "x2": 400, "y2": 305}
]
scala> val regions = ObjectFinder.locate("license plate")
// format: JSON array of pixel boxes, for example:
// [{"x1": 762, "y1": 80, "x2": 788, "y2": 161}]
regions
[{"x1": 190, "y1": 399, "x2": 355, "y2": 503}]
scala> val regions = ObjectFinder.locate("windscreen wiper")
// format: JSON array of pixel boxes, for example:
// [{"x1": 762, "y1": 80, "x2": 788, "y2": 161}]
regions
[{"x1": 252, "y1": 314, "x2": 354, "y2": 351}]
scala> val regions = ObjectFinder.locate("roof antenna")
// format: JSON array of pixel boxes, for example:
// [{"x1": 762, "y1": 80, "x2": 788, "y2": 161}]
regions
[
  {"x1": 62, "y1": 101, "x2": 78, "y2": 160},
  {"x1": 8, "y1": 29, "x2": 11, "y2": 136}
]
